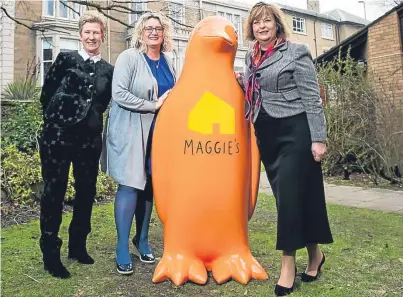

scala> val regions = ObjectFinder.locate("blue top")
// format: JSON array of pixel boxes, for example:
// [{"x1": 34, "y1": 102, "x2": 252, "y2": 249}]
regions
[
  {"x1": 143, "y1": 53, "x2": 175, "y2": 97},
  {"x1": 144, "y1": 53, "x2": 175, "y2": 174}
]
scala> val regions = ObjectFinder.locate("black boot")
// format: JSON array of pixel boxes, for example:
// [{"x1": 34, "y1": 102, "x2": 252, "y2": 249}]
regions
[
  {"x1": 40, "y1": 237, "x2": 71, "y2": 279},
  {"x1": 68, "y1": 234, "x2": 94, "y2": 264}
]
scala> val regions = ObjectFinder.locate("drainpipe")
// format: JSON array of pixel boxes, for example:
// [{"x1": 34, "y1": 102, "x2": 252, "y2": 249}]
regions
[
  {"x1": 313, "y1": 17, "x2": 318, "y2": 58},
  {"x1": 107, "y1": 0, "x2": 111, "y2": 62}
]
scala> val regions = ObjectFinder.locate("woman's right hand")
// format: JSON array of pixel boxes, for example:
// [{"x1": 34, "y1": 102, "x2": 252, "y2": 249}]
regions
[
  {"x1": 155, "y1": 89, "x2": 171, "y2": 110},
  {"x1": 235, "y1": 71, "x2": 245, "y2": 90}
]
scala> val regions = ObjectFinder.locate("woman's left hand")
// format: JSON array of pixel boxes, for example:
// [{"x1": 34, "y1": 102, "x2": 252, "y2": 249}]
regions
[{"x1": 312, "y1": 142, "x2": 327, "y2": 162}]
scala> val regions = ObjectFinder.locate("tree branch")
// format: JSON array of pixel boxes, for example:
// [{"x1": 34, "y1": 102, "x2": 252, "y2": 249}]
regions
[{"x1": 0, "y1": 5, "x2": 44, "y2": 32}]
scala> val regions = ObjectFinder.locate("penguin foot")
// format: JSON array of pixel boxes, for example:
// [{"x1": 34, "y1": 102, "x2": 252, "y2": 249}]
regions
[
  {"x1": 211, "y1": 251, "x2": 268, "y2": 285},
  {"x1": 152, "y1": 252, "x2": 207, "y2": 286}
]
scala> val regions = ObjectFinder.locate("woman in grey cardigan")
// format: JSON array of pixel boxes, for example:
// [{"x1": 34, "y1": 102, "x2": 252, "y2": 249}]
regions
[
  {"x1": 238, "y1": 2, "x2": 333, "y2": 296},
  {"x1": 103, "y1": 12, "x2": 175, "y2": 275}
]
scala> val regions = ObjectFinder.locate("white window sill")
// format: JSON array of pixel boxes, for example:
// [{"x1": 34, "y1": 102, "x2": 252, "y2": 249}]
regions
[{"x1": 292, "y1": 31, "x2": 307, "y2": 36}]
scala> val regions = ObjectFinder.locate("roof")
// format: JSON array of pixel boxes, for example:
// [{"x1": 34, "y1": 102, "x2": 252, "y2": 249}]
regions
[
  {"x1": 322, "y1": 9, "x2": 370, "y2": 25},
  {"x1": 315, "y1": 1, "x2": 403, "y2": 63},
  {"x1": 202, "y1": 1, "x2": 369, "y2": 25},
  {"x1": 277, "y1": 3, "x2": 339, "y2": 23}
]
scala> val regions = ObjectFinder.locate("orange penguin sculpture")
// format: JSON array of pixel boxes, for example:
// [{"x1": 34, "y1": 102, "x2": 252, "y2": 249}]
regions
[{"x1": 151, "y1": 16, "x2": 268, "y2": 286}]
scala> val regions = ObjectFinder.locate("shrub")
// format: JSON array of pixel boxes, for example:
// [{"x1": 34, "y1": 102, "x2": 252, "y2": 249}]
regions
[
  {"x1": 3, "y1": 79, "x2": 39, "y2": 101},
  {"x1": 316, "y1": 50, "x2": 403, "y2": 184},
  {"x1": 1, "y1": 145, "x2": 116, "y2": 205},
  {"x1": 1, "y1": 95, "x2": 43, "y2": 153}
]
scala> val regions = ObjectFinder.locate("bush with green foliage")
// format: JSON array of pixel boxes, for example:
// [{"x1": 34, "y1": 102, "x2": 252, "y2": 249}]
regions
[
  {"x1": 3, "y1": 79, "x2": 40, "y2": 101},
  {"x1": 1, "y1": 146, "x2": 116, "y2": 205},
  {"x1": 1, "y1": 88, "x2": 43, "y2": 153},
  {"x1": 1, "y1": 83, "x2": 116, "y2": 205}
]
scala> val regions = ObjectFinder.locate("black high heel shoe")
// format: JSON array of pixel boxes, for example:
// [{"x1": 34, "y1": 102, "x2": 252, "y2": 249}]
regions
[
  {"x1": 132, "y1": 238, "x2": 155, "y2": 263},
  {"x1": 274, "y1": 267, "x2": 297, "y2": 296},
  {"x1": 301, "y1": 253, "x2": 325, "y2": 283},
  {"x1": 116, "y1": 262, "x2": 133, "y2": 275}
]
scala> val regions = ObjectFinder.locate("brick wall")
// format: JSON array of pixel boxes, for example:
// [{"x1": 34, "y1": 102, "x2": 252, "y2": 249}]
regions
[
  {"x1": 14, "y1": 0, "x2": 41, "y2": 82},
  {"x1": 367, "y1": 11, "x2": 403, "y2": 102},
  {"x1": 107, "y1": 8, "x2": 128, "y2": 64}
]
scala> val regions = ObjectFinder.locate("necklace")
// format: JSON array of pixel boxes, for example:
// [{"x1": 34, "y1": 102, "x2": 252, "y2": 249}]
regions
[{"x1": 156, "y1": 58, "x2": 160, "y2": 69}]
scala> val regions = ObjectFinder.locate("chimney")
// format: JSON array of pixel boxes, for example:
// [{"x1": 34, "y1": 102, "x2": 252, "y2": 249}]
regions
[{"x1": 307, "y1": 0, "x2": 320, "y2": 13}]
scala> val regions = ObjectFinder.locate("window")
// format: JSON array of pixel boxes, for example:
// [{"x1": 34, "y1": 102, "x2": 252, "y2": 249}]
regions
[
  {"x1": 292, "y1": 17, "x2": 306, "y2": 34},
  {"x1": 130, "y1": 2, "x2": 146, "y2": 24},
  {"x1": 42, "y1": 38, "x2": 53, "y2": 84},
  {"x1": 169, "y1": 2, "x2": 184, "y2": 28},
  {"x1": 44, "y1": 0, "x2": 54, "y2": 16},
  {"x1": 40, "y1": 37, "x2": 80, "y2": 84},
  {"x1": 58, "y1": 0, "x2": 68, "y2": 19},
  {"x1": 226, "y1": 13, "x2": 233, "y2": 23},
  {"x1": 217, "y1": 12, "x2": 243, "y2": 42},
  {"x1": 43, "y1": 0, "x2": 84, "y2": 20},
  {"x1": 233, "y1": 14, "x2": 242, "y2": 42},
  {"x1": 60, "y1": 38, "x2": 80, "y2": 53},
  {"x1": 321, "y1": 23, "x2": 333, "y2": 40}
]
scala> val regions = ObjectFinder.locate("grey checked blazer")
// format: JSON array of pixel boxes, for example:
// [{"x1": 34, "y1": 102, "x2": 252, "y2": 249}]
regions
[{"x1": 244, "y1": 41, "x2": 326, "y2": 142}]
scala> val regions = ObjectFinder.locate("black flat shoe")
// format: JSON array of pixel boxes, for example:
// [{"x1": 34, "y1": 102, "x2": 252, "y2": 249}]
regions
[
  {"x1": 132, "y1": 238, "x2": 155, "y2": 263},
  {"x1": 116, "y1": 262, "x2": 133, "y2": 275},
  {"x1": 274, "y1": 268, "x2": 296, "y2": 296},
  {"x1": 301, "y1": 253, "x2": 326, "y2": 283}
]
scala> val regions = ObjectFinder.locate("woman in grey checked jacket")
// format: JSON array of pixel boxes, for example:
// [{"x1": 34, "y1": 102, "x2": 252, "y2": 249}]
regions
[{"x1": 237, "y1": 2, "x2": 333, "y2": 296}]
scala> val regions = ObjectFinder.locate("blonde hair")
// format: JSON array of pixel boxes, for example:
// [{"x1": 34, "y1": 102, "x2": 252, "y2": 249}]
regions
[
  {"x1": 130, "y1": 12, "x2": 173, "y2": 52},
  {"x1": 245, "y1": 2, "x2": 290, "y2": 41},
  {"x1": 79, "y1": 10, "x2": 107, "y2": 41}
]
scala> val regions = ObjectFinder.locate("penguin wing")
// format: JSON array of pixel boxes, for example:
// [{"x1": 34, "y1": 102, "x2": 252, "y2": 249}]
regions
[{"x1": 248, "y1": 122, "x2": 260, "y2": 221}]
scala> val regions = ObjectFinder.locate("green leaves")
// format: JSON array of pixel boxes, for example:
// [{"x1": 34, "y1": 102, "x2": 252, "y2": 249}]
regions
[{"x1": 3, "y1": 79, "x2": 39, "y2": 101}]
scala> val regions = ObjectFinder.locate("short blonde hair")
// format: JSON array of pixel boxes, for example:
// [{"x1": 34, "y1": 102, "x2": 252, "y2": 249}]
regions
[
  {"x1": 130, "y1": 12, "x2": 173, "y2": 52},
  {"x1": 245, "y1": 2, "x2": 290, "y2": 41},
  {"x1": 79, "y1": 10, "x2": 107, "y2": 41}
]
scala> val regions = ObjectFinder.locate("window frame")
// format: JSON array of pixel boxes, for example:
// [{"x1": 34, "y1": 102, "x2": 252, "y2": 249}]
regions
[
  {"x1": 42, "y1": 0, "x2": 85, "y2": 21},
  {"x1": 321, "y1": 23, "x2": 334, "y2": 40},
  {"x1": 292, "y1": 16, "x2": 306, "y2": 34},
  {"x1": 39, "y1": 35, "x2": 81, "y2": 85},
  {"x1": 216, "y1": 11, "x2": 243, "y2": 42},
  {"x1": 169, "y1": 2, "x2": 185, "y2": 28},
  {"x1": 233, "y1": 14, "x2": 242, "y2": 42},
  {"x1": 129, "y1": 1, "x2": 147, "y2": 24}
]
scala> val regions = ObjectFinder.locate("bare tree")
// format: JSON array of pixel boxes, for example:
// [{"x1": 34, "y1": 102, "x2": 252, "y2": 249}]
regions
[
  {"x1": 369, "y1": 0, "x2": 403, "y2": 9},
  {"x1": 0, "y1": 0, "x2": 197, "y2": 34}
]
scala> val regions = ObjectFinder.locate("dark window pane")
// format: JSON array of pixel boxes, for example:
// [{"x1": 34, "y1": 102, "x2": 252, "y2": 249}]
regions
[
  {"x1": 43, "y1": 62, "x2": 52, "y2": 76},
  {"x1": 43, "y1": 48, "x2": 52, "y2": 61}
]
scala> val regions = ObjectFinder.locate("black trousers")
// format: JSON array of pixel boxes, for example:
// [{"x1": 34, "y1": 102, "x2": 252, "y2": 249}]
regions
[
  {"x1": 38, "y1": 123, "x2": 102, "y2": 247},
  {"x1": 254, "y1": 108, "x2": 333, "y2": 251}
]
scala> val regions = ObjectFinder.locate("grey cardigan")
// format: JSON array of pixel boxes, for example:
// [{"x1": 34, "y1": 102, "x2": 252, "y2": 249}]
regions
[
  {"x1": 101, "y1": 48, "x2": 176, "y2": 189},
  {"x1": 244, "y1": 41, "x2": 326, "y2": 142}
]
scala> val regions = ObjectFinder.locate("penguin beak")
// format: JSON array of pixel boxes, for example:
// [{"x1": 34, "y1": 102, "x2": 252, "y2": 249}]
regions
[{"x1": 210, "y1": 31, "x2": 233, "y2": 45}]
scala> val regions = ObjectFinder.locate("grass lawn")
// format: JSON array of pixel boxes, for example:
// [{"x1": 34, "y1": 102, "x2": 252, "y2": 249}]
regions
[{"x1": 2, "y1": 193, "x2": 403, "y2": 297}]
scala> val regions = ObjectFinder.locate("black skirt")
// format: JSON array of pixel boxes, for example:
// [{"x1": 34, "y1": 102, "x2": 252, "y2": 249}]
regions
[{"x1": 254, "y1": 108, "x2": 333, "y2": 251}]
